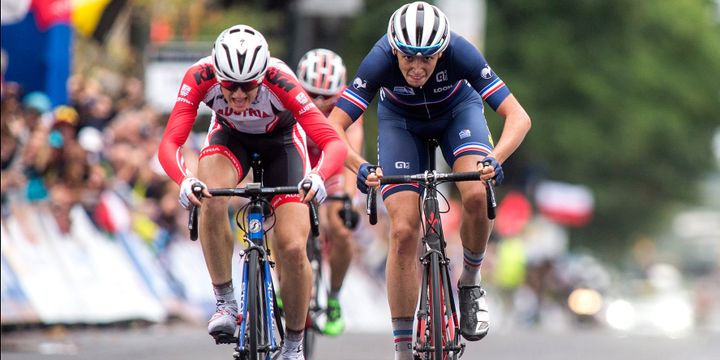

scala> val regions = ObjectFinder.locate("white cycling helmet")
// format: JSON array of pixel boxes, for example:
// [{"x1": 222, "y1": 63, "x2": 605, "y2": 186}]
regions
[
  {"x1": 296, "y1": 48, "x2": 347, "y2": 96},
  {"x1": 387, "y1": 1, "x2": 450, "y2": 57},
  {"x1": 212, "y1": 25, "x2": 270, "y2": 83}
]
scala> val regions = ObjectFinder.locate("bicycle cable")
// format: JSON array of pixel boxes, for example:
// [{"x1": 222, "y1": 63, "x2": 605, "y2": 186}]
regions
[
  {"x1": 418, "y1": 182, "x2": 452, "y2": 237},
  {"x1": 235, "y1": 197, "x2": 277, "y2": 235}
]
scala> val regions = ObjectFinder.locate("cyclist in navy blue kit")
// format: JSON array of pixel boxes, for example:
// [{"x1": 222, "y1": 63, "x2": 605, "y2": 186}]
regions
[{"x1": 327, "y1": 2, "x2": 531, "y2": 359}]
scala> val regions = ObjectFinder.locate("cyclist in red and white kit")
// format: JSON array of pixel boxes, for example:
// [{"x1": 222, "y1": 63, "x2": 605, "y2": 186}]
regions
[
  {"x1": 295, "y1": 48, "x2": 364, "y2": 336},
  {"x1": 158, "y1": 25, "x2": 346, "y2": 359}
]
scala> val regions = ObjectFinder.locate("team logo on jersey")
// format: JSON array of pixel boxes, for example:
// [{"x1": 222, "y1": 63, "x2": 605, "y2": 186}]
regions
[
  {"x1": 459, "y1": 129, "x2": 472, "y2": 139},
  {"x1": 433, "y1": 85, "x2": 454, "y2": 93},
  {"x1": 435, "y1": 70, "x2": 448, "y2": 83},
  {"x1": 193, "y1": 65, "x2": 215, "y2": 85},
  {"x1": 481, "y1": 65, "x2": 493, "y2": 79},
  {"x1": 180, "y1": 84, "x2": 191, "y2": 97},
  {"x1": 393, "y1": 86, "x2": 415, "y2": 96},
  {"x1": 353, "y1": 77, "x2": 367, "y2": 90},
  {"x1": 296, "y1": 92, "x2": 309, "y2": 105},
  {"x1": 395, "y1": 161, "x2": 410, "y2": 169},
  {"x1": 268, "y1": 69, "x2": 297, "y2": 92}
]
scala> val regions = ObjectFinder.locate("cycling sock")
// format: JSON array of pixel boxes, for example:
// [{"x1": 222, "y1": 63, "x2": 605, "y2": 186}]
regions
[
  {"x1": 458, "y1": 248, "x2": 484, "y2": 287},
  {"x1": 213, "y1": 281, "x2": 235, "y2": 304},
  {"x1": 329, "y1": 289, "x2": 340, "y2": 300},
  {"x1": 281, "y1": 328, "x2": 304, "y2": 356},
  {"x1": 392, "y1": 317, "x2": 414, "y2": 360}
]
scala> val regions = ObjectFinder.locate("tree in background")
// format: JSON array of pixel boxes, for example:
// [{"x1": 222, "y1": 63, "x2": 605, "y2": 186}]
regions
[
  {"x1": 342, "y1": 0, "x2": 720, "y2": 259},
  {"x1": 485, "y1": 0, "x2": 720, "y2": 257}
]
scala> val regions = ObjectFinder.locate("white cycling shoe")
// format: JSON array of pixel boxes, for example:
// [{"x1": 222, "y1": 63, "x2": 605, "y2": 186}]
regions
[{"x1": 208, "y1": 300, "x2": 238, "y2": 340}]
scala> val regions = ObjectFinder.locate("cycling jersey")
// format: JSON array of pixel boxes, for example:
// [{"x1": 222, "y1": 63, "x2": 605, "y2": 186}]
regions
[
  {"x1": 305, "y1": 86, "x2": 363, "y2": 166},
  {"x1": 336, "y1": 32, "x2": 513, "y2": 199},
  {"x1": 336, "y1": 32, "x2": 511, "y2": 121},
  {"x1": 159, "y1": 57, "x2": 346, "y2": 185}
]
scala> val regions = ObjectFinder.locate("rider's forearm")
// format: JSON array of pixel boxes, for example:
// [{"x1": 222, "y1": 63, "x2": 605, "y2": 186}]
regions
[
  {"x1": 328, "y1": 107, "x2": 369, "y2": 173},
  {"x1": 330, "y1": 121, "x2": 367, "y2": 173},
  {"x1": 493, "y1": 117, "x2": 530, "y2": 163},
  {"x1": 491, "y1": 97, "x2": 532, "y2": 164}
]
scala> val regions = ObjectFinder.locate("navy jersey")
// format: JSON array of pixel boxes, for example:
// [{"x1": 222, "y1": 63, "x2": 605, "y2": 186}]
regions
[{"x1": 337, "y1": 32, "x2": 511, "y2": 120}]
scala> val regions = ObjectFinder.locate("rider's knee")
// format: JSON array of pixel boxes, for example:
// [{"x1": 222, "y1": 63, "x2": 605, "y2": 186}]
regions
[
  {"x1": 327, "y1": 222, "x2": 352, "y2": 242},
  {"x1": 461, "y1": 185, "x2": 488, "y2": 215},
  {"x1": 274, "y1": 237, "x2": 306, "y2": 262},
  {"x1": 391, "y1": 223, "x2": 420, "y2": 251},
  {"x1": 201, "y1": 196, "x2": 229, "y2": 216}
]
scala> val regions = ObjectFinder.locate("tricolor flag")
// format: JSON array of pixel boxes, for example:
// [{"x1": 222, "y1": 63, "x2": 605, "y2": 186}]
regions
[{"x1": 535, "y1": 180, "x2": 594, "y2": 227}]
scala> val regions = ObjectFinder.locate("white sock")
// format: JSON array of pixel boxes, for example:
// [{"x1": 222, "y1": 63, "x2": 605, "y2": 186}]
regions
[
  {"x1": 458, "y1": 248, "x2": 484, "y2": 287},
  {"x1": 392, "y1": 317, "x2": 414, "y2": 360},
  {"x1": 281, "y1": 329, "x2": 304, "y2": 360}
]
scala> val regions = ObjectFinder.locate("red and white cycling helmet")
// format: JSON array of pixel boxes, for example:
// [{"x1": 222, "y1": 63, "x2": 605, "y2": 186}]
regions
[
  {"x1": 296, "y1": 48, "x2": 347, "y2": 97},
  {"x1": 212, "y1": 25, "x2": 270, "y2": 83},
  {"x1": 387, "y1": 1, "x2": 450, "y2": 57}
]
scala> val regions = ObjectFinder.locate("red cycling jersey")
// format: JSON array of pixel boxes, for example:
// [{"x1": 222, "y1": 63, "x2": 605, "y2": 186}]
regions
[
  {"x1": 159, "y1": 57, "x2": 346, "y2": 184},
  {"x1": 307, "y1": 85, "x2": 363, "y2": 168}
]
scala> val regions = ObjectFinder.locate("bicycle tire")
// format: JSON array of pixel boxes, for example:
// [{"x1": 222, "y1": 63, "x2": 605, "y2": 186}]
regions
[
  {"x1": 247, "y1": 251, "x2": 260, "y2": 360},
  {"x1": 430, "y1": 252, "x2": 443, "y2": 360},
  {"x1": 303, "y1": 235, "x2": 323, "y2": 360}
]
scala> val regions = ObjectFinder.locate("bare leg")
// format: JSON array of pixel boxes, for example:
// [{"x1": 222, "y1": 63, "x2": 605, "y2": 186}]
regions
[{"x1": 272, "y1": 202, "x2": 312, "y2": 331}]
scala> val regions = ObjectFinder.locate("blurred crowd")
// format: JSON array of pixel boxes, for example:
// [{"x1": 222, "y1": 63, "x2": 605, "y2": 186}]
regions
[
  {"x1": 1, "y1": 75, "x2": 189, "y2": 248},
  {"x1": 2, "y1": 74, "x2": 716, "y2": 335}
]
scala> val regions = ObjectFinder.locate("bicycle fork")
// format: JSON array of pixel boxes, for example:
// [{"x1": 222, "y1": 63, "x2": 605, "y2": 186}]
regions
[{"x1": 415, "y1": 247, "x2": 464, "y2": 360}]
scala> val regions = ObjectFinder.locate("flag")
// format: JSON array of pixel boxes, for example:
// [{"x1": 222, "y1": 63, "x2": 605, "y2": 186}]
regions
[{"x1": 535, "y1": 180, "x2": 594, "y2": 227}]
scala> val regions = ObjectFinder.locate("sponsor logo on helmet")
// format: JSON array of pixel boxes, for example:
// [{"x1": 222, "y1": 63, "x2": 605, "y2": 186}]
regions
[
  {"x1": 481, "y1": 65, "x2": 493, "y2": 80},
  {"x1": 353, "y1": 77, "x2": 367, "y2": 90},
  {"x1": 393, "y1": 86, "x2": 415, "y2": 95}
]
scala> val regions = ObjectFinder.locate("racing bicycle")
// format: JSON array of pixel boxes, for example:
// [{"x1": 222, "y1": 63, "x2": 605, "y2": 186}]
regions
[
  {"x1": 188, "y1": 154, "x2": 320, "y2": 360},
  {"x1": 367, "y1": 139, "x2": 496, "y2": 360},
  {"x1": 303, "y1": 193, "x2": 359, "y2": 359}
]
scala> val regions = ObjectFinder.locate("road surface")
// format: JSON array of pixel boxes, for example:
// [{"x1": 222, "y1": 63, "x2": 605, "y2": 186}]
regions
[{"x1": 2, "y1": 323, "x2": 718, "y2": 360}]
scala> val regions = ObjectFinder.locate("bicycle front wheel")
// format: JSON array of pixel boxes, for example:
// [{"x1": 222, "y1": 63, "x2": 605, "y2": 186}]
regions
[
  {"x1": 246, "y1": 250, "x2": 260, "y2": 360},
  {"x1": 429, "y1": 252, "x2": 443, "y2": 360},
  {"x1": 304, "y1": 235, "x2": 323, "y2": 360}
]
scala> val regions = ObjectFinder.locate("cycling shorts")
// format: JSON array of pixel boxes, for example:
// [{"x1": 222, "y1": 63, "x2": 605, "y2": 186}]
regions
[
  {"x1": 200, "y1": 120, "x2": 310, "y2": 207},
  {"x1": 377, "y1": 93, "x2": 494, "y2": 199}
]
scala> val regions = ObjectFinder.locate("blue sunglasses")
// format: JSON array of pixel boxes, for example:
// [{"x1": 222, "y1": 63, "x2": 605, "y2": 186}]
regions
[{"x1": 394, "y1": 39, "x2": 443, "y2": 57}]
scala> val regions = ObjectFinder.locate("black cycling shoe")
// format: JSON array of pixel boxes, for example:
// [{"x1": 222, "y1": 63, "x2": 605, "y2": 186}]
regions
[{"x1": 458, "y1": 285, "x2": 489, "y2": 341}]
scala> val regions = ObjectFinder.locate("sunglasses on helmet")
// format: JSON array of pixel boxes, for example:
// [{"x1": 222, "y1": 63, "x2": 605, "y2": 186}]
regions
[
  {"x1": 219, "y1": 79, "x2": 262, "y2": 92},
  {"x1": 394, "y1": 39, "x2": 443, "y2": 57}
]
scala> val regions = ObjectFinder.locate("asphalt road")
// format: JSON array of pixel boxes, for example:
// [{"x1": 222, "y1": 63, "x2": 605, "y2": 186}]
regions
[{"x1": 2, "y1": 323, "x2": 718, "y2": 360}]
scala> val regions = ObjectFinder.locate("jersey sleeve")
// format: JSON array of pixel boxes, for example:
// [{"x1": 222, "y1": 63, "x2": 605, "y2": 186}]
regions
[
  {"x1": 452, "y1": 35, "x2": 511, "y2": 111},
  {"x1": 158, "y1": 63, "x2": 214, "y2": 184},
  {"x1": 336, "y1": 38, "x2": 391, "y2": 121},
  {"x1": 265, "y1": 66, "x2": 348, "y2": 181}
]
